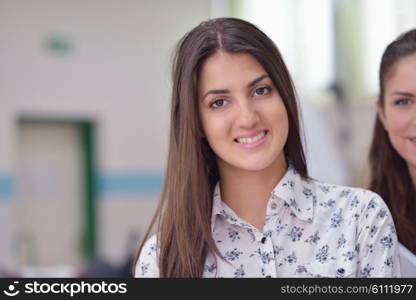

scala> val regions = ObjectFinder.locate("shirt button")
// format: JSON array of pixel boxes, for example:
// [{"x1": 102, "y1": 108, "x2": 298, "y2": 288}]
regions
[
  {"x1": 271, "y1": 203, "x2": 277, "y2": 210},
  {"x1": 337, "y1": 268, "x2": 345, "y2": 275},
  {"x1": 265, "y1": 275, "x2": 271, "y2": 278},
  {"x1": 261, "y1": 237, "x2": 267, "y2": 244}
]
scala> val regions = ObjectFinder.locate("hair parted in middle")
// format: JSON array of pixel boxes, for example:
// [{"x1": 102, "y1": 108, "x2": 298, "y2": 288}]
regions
[{"x1": 135, "y1": 17, "x2": 308, "y2": 277}]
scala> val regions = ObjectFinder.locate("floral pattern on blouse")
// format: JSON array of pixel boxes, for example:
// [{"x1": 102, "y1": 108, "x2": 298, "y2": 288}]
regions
[{"x1": 135, "y1": 165, "x2": 401, "y2": 278}]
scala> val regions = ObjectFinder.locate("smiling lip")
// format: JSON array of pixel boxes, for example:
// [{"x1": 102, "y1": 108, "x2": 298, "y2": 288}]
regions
[{"x1": 234, "y1": 130, "x2": 268, "y2": 149}]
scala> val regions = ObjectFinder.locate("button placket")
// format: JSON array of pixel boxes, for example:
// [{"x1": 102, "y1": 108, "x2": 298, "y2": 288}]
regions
[{"x1": 259, "y1": 234, "x2": 277, "y2": 277}]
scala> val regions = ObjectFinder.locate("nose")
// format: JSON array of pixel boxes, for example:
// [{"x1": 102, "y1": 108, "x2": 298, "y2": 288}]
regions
[{"x1": 235, "y1": 99, "x2": 259, "y2": 129}]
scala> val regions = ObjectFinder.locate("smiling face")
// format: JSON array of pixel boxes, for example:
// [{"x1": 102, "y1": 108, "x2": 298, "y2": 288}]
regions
[
  {"x1": 378, "y1": 54, "x2": 416, "y2": 174},
  {"x1": 198, "y1": 51, "x2": 288, "y2": 175}
]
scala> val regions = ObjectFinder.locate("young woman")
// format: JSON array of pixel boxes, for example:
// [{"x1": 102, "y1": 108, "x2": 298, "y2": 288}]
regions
[
  {"x1": 369, "y1": 29, "x2": 416, "y2": 255},
  {"x1": 135, "y1": 18, "x2": 400, "y2": 278}
]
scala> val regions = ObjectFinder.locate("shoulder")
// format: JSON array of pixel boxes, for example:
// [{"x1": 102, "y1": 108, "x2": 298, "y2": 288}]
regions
[
  {"x1": 314, "y1": 180, "x2": 395, "y2": 232},
  {"x1": 312, "y1": 180, "x2": 392, "y2": 224},
  {"x1": 134, "y1": 234, "x2": 160, "y2": 278},
  {"x1": 314, "y1": 180, "x2": 386, "y2": 209},
  {"x1": 311, "y1": 181, "x2": 399, "y2": 277}
]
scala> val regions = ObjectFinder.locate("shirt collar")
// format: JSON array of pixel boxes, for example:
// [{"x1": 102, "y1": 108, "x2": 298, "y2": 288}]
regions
[
  {"x1": 211, "y1": 183, "x2": 227, "y2": 232},
  {"x1": 211, "y1": 165, "x2": 316, "y2": 232},
  {"x1": 271, "y1": 164, "x2": 316, "y2": 223}
]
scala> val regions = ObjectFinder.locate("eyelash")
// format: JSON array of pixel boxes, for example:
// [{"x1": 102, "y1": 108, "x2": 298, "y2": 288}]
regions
[{"x1": 208, "y1": 85, "x2": 273, "y2": 109}]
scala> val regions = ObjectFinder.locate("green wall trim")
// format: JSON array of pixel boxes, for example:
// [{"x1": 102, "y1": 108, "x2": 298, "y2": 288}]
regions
[{"x1": 81, "y1": 122, "x2": 96, "y2": 260}]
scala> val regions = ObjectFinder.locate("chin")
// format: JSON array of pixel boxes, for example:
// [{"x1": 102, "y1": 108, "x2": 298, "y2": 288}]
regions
[
  {"x1": 218, "y1": 150, "x2": 284, "y2": 173},
  {"x1": 233, "y1": 158, "x2": 279, "y2": 172}
]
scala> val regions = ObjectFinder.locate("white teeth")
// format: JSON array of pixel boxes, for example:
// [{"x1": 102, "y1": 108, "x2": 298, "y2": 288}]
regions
[{"x1": 236, "y1": 131, "x2": 266, "y2": 144}]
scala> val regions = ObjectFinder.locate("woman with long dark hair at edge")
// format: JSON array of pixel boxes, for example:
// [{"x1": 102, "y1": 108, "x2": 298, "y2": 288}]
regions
[
  {"x1": 369, "y1": 29, "x2": 416, "y2": 255},
  {"x1": 134, "y1": 18, "x2": 400, "y2": 278}
]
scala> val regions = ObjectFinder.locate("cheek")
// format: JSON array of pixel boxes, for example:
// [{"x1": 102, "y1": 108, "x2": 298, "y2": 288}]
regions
[
  {"x1": 384, "y1": 111, "x2": 410, "y2": 135},
  {"x1": 199, "y1": 108, "x2": 213, "y2": 137},
  {"x1": 270, "y1": 103, "x2": 289, "y2": 132},
  {"x1": 200, "y1": 113, "x2": 229, "y2": 144}
]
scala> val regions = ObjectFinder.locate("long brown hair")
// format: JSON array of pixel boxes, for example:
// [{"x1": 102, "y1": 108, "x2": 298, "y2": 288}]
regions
[
  {"x1": 369, "y1": 29, "x2": 416, "y2": 254},
  {"x1": 135, "y1": 18, "x2": 308, "y2": 277}
]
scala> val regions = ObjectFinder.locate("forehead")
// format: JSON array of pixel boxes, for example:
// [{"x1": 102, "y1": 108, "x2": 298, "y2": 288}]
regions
[
  {"x1": 198, "y1": 51, "x2": 267, "y2": 90},
  {"x1": 385, "y1": 54, "x2": 416, "y2": 91}
]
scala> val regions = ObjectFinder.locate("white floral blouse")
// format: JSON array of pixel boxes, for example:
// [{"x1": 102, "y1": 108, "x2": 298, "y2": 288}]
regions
[{"x1": 135, "y1": 166, "x2": 401, "y2": 278}]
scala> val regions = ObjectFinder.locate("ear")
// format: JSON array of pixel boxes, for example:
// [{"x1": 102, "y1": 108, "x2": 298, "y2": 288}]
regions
[{"x1": 376, "y1": 101, "x2": 387, "y2": 128}]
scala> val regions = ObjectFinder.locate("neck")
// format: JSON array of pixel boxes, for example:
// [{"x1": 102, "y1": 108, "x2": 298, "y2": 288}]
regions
[{"x1": 218, "y1": 155, "x2": 287, "y2": 231}]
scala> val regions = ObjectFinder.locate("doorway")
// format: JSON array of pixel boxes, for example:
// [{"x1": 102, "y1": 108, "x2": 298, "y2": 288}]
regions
[{"x1": 14, "y1": 120, "x2": 96, "y2": 269}]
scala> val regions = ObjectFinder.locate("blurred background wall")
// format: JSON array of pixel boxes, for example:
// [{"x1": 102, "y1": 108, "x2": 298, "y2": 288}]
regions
[
  {"x1": 0, "y1": 0, "x2": 415, "y2": 277},
  {"x1": 0, "y1": 0, "x2": 211, "y2": 276}
]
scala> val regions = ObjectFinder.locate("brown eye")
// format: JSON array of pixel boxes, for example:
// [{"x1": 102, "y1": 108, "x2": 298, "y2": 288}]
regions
[
  {"x1": 253, "y1": 86, "x2": 271, "y2": 96},
  {"x1": 210, "y1": 99, "x2": 227, "y2": 108}
]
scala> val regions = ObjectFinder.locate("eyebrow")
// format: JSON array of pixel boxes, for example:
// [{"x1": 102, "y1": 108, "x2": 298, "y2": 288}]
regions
[
  {"x1": 201, "y1": 74, "x2": 270, "y2": 102},
  {"x1": 247, "y1": 74, "x2": 269, "y2": 87},
  {"x1": 390, "y1": 91, "x2": 414, "y2": 97}
]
